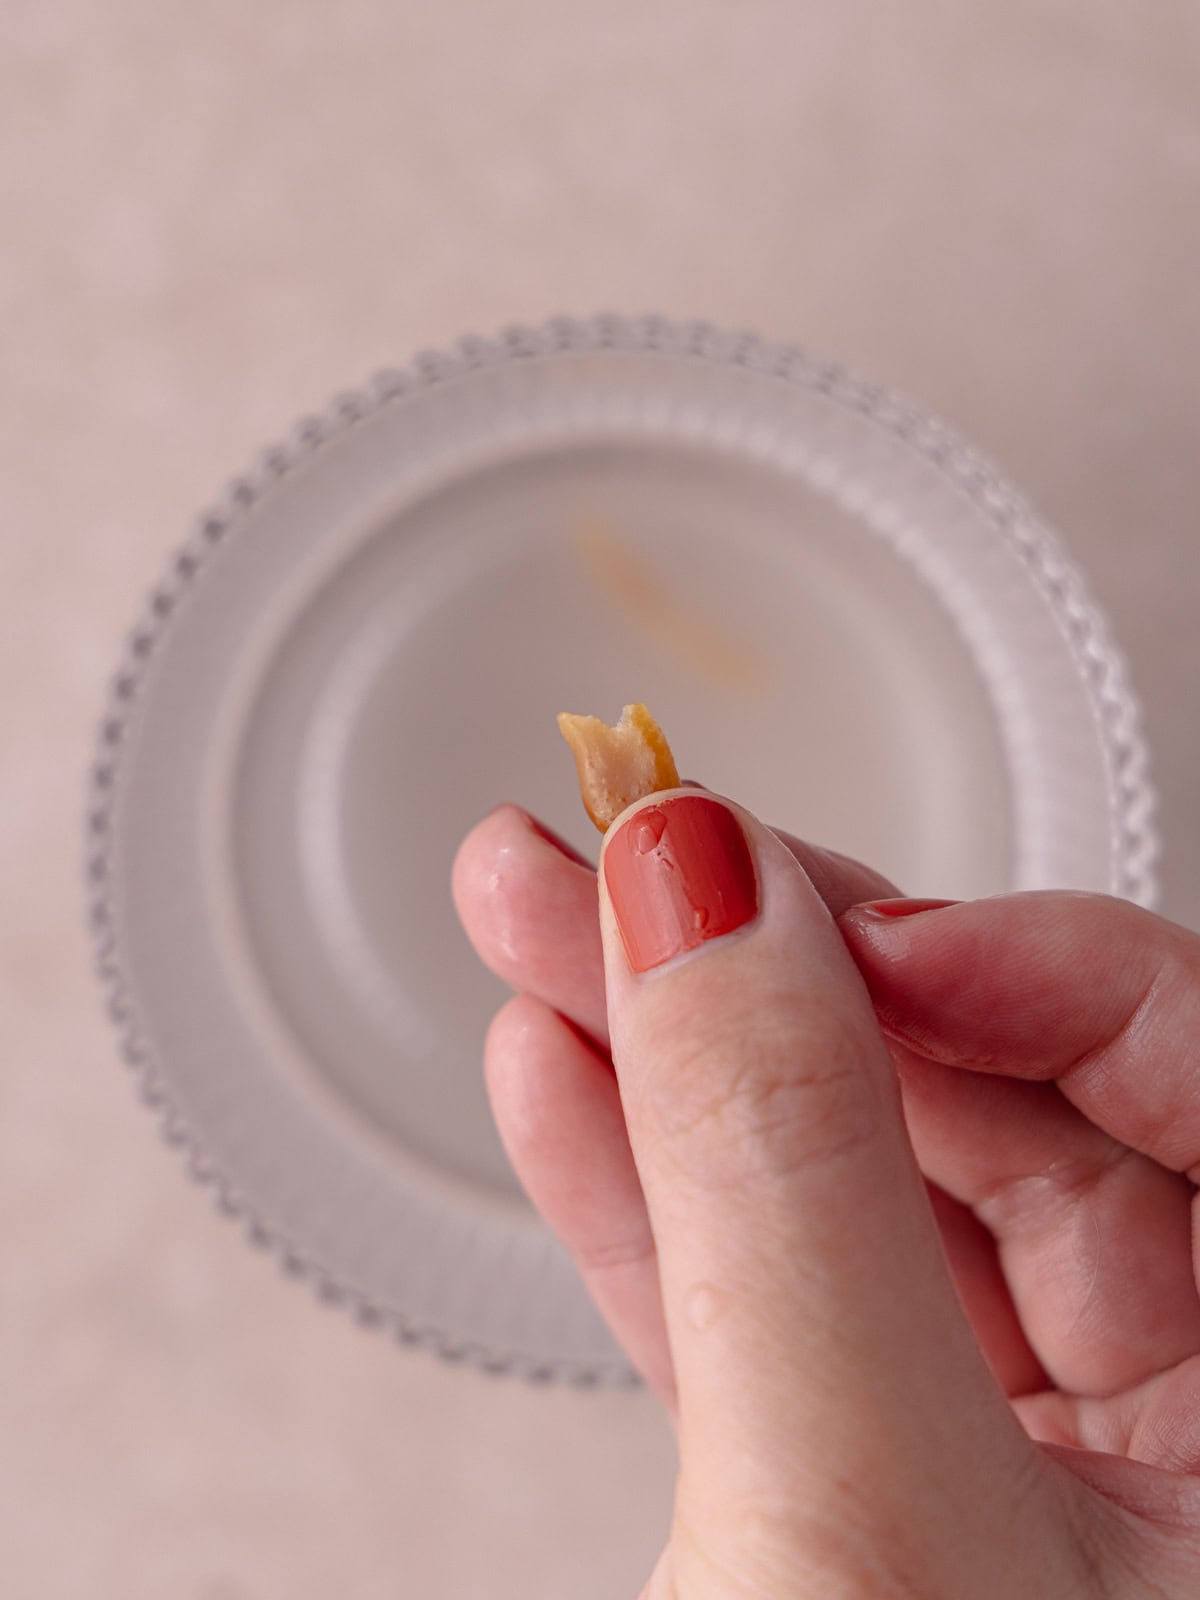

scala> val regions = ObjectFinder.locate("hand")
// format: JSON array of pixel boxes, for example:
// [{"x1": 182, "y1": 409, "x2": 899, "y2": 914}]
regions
[{"x1": 453, "y1": 791, "x2": 1200, "y2": 1597}]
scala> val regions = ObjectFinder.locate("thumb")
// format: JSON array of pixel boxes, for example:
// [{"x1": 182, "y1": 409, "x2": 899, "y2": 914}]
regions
[{"x1": 598, "y1": 792, "x2": 1044, "y2": 1582}]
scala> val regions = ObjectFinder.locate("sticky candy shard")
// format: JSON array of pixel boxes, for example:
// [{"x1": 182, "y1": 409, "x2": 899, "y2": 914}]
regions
[{"x1": 556, "y1": 703, "x2": 681, "y2": 833}]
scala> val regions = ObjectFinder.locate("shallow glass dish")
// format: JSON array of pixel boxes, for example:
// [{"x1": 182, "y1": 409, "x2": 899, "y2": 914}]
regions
[{"x1": 87, "y1": 315, "x2": 1158, "y2": 1383}]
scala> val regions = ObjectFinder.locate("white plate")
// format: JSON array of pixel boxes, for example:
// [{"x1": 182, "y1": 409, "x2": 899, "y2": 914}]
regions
[{"x1": 88, "y1": 316, "x2": 1157, "y2": 1382}]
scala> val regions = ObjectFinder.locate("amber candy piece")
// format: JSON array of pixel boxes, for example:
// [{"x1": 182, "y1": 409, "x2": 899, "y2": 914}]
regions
[{"x1": 556, "y1": 703, "x2": 681, "y2": 833}]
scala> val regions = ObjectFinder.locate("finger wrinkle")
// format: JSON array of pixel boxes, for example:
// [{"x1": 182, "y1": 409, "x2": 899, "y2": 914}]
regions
[
  {"x1": 1056, "y1": 964, "x2": 1165, "y2": 1093},
  {"x1": 880, "y1": 1019, "x2": 1002, "y2": 1075}
]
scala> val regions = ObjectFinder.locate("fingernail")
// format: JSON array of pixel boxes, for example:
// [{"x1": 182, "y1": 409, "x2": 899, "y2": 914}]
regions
[
  {"x1": 854, "y1": 897, "x2": 959, "y2": 919},
  {"x1": 603, "y1": 796, "x2": 757, "y2": 973},
  {"x1": 524, "y1": 813, "x2": 594, "y2": 869}
]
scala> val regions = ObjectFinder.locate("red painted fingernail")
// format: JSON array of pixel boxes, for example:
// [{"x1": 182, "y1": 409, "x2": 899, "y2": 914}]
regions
[
  {"x1": 855, "y1": 897, "x2": 959, "y2": 919},
  {"x1": 524, "y1": 813, "x2": 594, "y2": 869},
  {"x1": 603, "y1": 796, "x2": 757, "y2": 973}
]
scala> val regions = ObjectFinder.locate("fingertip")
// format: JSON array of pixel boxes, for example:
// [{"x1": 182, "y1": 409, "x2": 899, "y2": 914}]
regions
[
  {"x1": 483, "y1": 991, "x2": 554, "y2": 1150},
  {"x1": 454, "y1": 802, "x2": 596, "y2": 954},
  {"x1": 837, "y1": 890, "x2": 1177, "y2": 1088},
  {"x1": 450, "y1": 802, "x2": 525, "y2": 913},
  {"x1": 838, "y1": 897, "x2": 971, "y2": 970},
  {"x1": 485, "y1": 992, "x2": 615, "y2": 1153},
  {"x1": 523, "y1": 812, "x2": 596, "y2": 870},
  {"x1": 454, "y1": 802, "x2": 594, "y2": 893},
  {"x1": 599, "y1": 790, "x2": 765, "y2": 976}
]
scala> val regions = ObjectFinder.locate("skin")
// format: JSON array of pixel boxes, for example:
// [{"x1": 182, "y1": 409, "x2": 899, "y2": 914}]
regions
[{"x1": 452, "y1": 792, "x2": 1200, "y2": 1598}]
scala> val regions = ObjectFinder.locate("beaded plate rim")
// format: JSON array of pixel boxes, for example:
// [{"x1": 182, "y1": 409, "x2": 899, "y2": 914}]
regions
[{"x1": 84, "y1": 313, "x2": 1159, "y2": 1384}]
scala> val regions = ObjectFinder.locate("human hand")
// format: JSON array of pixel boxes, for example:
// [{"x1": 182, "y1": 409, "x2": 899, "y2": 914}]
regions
[{"x1": 453, "y1": 791, "x2": 1200, "y2": 1597}]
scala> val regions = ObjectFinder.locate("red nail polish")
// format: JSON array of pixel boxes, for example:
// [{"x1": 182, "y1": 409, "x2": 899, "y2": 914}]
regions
[
  {"x1": 855, "y1": 897, "x2": 959, "y2": 919},
  {"x1": 525, "y1": 813, "x2": 594, "y2": 869},
  {"x1": 603, "y1": 796, "x2": 757, "y2": 973}
]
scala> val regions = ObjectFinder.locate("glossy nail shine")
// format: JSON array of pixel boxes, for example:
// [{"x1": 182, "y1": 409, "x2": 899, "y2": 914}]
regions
[{"x1": 603, "y1": 796, "x2": 758, "y2": 972}]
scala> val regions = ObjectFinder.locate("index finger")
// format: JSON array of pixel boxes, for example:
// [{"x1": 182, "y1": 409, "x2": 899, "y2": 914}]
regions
[
  {"x1": 452, "y1": 804, "x2": 900, "y2": 1051},
  {"x1": 840, "y1": 892, "x2": 1200, "y2": 1176}
]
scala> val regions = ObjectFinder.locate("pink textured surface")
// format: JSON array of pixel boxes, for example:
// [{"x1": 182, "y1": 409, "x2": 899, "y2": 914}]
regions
[{"x1": 3, "y1": 2, "x2": 1199, "y2": 1594}]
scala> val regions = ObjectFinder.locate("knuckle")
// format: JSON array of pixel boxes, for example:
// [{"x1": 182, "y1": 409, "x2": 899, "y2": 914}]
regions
[
  {"x1": 635, "y1": 1007, "x2": 881, "y2": 1188},
  {"x1": 973, "y1": 1143, "x2": 1132, "y2": 1242}
]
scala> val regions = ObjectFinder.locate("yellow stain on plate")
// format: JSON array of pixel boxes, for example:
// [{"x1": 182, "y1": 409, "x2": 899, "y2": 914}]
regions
[{"x1": 576, "y1": 525, "x2": 771, "y2": 694}]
